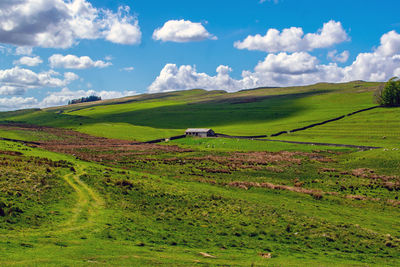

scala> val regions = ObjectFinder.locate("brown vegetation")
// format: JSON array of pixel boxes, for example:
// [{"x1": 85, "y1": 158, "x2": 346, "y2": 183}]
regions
[
  {"x1": 351, "y1": 168, "x2": 397, "y2": 182},
  {"x1": 227, "y1": 180, "x2": 326, "y2": 199}
]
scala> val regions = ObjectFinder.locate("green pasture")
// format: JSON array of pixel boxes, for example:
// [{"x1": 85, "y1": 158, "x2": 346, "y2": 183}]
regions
[
  {"x1": 0, "y1": 81, "x2": 382, "y2": 142},
  {"x1": 172, "y1": 136, "x2": 355, "y2": 153},
  {"x1": 0, "y1": 140, "x2": 399, "y2": 266},
  {"x1": 277, "y1": 106, "x2": 400, "y2": 148},
  {"x1": 1, "y1": 81, "x2": 400, "y2": 266}
]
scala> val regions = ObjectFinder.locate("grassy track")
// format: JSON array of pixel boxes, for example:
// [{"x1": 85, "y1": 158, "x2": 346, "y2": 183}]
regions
[
  {"x1": 60, "y1": 166, "x2": 105, "y2": 232},
  {"x1": 0, "y1": 162, "x2": 105, "y2": 238}
]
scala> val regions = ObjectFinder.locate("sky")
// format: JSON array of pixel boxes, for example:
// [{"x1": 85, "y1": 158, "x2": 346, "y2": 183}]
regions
[{"x1": 1, "y1": 0, "x2": 400, "y2": 111}]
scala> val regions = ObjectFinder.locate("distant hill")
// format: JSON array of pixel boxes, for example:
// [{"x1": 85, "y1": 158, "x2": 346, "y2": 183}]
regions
[{"x1": 0, "y1": 81, "x2": 388, "y2": 143}]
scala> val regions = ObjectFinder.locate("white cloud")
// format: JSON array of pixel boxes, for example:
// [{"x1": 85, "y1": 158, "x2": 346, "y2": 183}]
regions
[
  {"x1": 13, "y1": 56, "x2": 43, "y2": 66},
  {"x1": 153, "y1": 19, "x2": 217, "y2": 43},
  {"x1": 0, "y1": 85, "x2": 26, "y2": 96},
  {"x1": 254, "y1": 52, "x2": 318, "y2": 74},
  {"x1": 259, "y1": 0, "x2": 279, "y2": 3},
  {"x1": 0, "y1": 45, "x2": 12, "y2": 54},
  {"x1": 40, "y1": 87, "x2": 137, "y2": 107},
  {"x1": 15, "y1": 46, "x2": 33, "y2": 55},
  {"x1": 104, "y1": 6, "x2": 141, "y2": 45},
  {"x1": 0, "y1": 0, "x2": 141, "y2": 48},
  {"x1": 0, "y1": 67, "x2": 78, "y2": 96},
  {"x1": 148, "y1": 64, "x2": 252, "y2": 93},
  {"x1": 327, "y1": 50, "x2": 349, "y2": 63},
  {"x1": 120, "y1": 66, "x2": 134, "y2": 72},
  {"x1": 234, "y1": 20, "x2": 349, "y2": 52},
  {"x1": 49, "y1": 54, "x2": 112, "y2": 69},
  {"x1": 0, "y1": 96, "x2": 38, "y2": 111},
  {"x1": 0, "y1": 87, "x2": 137, "y2": 110},
  {"x1": 376, "y1": 30, "x2": 400, "y2": 56},
  {"x1": 148, "y1": 30, "x2": 400, "y2": 92}
]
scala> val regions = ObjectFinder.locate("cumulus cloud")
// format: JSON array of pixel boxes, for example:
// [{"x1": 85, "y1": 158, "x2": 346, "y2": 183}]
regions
[
  {"x1": 103, "y1": 6, "x2": 141, "y2": 45},
  {"x1": 148, "y1": 64, "x2": 253, "y2": 93},
  {"x1": 152, "y1": 19, "x2": 217, "y2": 43},
  {"x1": 0, "y1": 67, "x2": 78, "y2": 96},
  {"x1": 40, "y1": 87, "x2": 137, "y2": 107},
  {"x1": 376, "y1": 30, "x2": 400, "y2": 56},
  {"x1": 0, "y1": 87, "x2": 137, "y2": 111},
  {"x1": 49, "y1": 54, "x2": 112, "y2": 69},
  {"x1": 0, "y1": 96, "x2": 38, "y2": 111},
  {"x1": 327, "y1": 50, "x2": 349, "y2": 63},
  {"x1": 254, "y1": 52, "x2": 318, "y2": 74},
  {"x1": 148, "y1": 30, "x2": 400, "y2": 92},
  {"x1": 234, "y1": 20, "x2": 349, "y2": 52},
  {"x1": 0, "y1": 0, "x2": 141, "y2": 48},
  {"x1": 0, "y1": 86, "x2": 27, "y2": 96},
  {"x1": 13, "y1": 56, "x2": 43, "y2": 66}
]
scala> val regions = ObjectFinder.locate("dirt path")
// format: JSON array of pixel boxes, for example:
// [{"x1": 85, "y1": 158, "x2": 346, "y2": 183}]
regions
[
  {"x1": 0, "y1": 164, "x2": 105, "y2": 238},
  {"x1": 60, "y1": 165, "x2": 105, "y2": 232}
]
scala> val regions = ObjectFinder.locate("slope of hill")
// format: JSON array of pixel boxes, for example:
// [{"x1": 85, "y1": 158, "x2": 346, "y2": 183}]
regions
[
  {"x1": 1, "y1": 81, "x2": 400, "y2": 266},
  {"x1": 0, "y1": 81, "x2": 383, "y2": 142},
  {"x1": 269, "y1": 106, "x2": 400, "y2": 147}
]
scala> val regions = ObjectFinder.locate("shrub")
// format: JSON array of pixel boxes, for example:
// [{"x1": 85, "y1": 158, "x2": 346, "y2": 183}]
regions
[{"x1": 375, "y1": 77, "x2": 400, "y2": 106}]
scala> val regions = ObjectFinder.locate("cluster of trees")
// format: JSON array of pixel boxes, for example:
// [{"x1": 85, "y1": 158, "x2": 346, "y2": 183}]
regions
[
  {"x1": 375, "y1": 77, "x2": 400, "y2": 106},
  {"x1": 68, "y1": 95, "x2": 101, "y2": 105}
]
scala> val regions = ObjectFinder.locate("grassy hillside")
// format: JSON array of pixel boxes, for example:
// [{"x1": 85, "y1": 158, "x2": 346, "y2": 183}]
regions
[
  {"x1": 270, "y1": 107, "x2": 400, "y2": 148},
  {"x1": 0, "y1": 129, "x2": 400, "y2": 265},
  {"x1": 0, "y1": 81, "x2": 383, "y2": 142},
  {"x1": 1, "y1": 82, "x2": 400, "y2": 265}
]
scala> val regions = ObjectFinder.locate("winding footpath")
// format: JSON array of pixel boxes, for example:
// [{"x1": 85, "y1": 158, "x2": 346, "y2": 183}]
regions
[
  {"x1": 0, "y1": 164, "x2": 105, "y2": 238},
  {"x1": 60, "y1": 166, "x2": 105, "y2": 232}
]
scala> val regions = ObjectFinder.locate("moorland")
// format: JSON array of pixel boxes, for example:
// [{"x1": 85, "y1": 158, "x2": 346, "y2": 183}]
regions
[{"x1": 0, "y1": 81, "x2": 399, "y2": 266}]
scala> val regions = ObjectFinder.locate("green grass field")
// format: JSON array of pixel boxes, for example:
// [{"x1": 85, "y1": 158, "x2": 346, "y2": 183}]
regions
[
  {"x1": 1, "y1": 81, "x2": 400, "y2": 266},
  {"x1": 0, "y1": 81, "x2": 382, "y2": 142},
  {"x1": 271, "y1": 107, "x2": 400, "y2": 148},
  {"x1": 1, "y1": 137, "x2": 399, "y2": 266}
]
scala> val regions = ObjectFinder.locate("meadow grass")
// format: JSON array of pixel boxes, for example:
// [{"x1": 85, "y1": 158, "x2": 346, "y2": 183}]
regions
[
  {"x1": 1, "y1": 81, "x2": 400, "y2": 266},
  {"x1": 272, "y1": 106, "x2": 400, "y2": 148},
  {"x1": 0, "y1": 81, "x2": 381, "y2": 141},
  {"x1": 1, "y1": 136, "x2": 399, "y2": 266},
  {"x1": 172, "y1": 136, "x2": 355, "y2": 153}
]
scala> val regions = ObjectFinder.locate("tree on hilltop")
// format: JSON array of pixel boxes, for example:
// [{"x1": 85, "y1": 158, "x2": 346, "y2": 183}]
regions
[
  {"x1": 68, "y1": 95, "x2": 101, "y2": 105},
  {"x1": 375, "y1": 77, "x2": 400, "y2": 106}
]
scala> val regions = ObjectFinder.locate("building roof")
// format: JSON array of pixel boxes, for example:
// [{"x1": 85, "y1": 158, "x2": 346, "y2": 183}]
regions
[{"x1": 185, "y1": 128, "x2": 213, "y2": 133}]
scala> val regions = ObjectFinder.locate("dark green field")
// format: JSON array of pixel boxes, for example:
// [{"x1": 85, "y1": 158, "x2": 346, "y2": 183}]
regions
[{"x1": 0, "y1": 81, "x2": 399, "y2": 266}]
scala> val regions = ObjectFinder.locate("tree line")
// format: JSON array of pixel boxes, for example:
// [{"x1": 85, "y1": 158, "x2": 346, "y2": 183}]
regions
[{"x1": 68, "y1": 95, "x2": 101, "y2": 105}]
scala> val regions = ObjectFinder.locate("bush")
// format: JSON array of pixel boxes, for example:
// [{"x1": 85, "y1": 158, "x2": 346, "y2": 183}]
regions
[{"x1": 375, "y1": 77, "x2": 400, "y2": 106}]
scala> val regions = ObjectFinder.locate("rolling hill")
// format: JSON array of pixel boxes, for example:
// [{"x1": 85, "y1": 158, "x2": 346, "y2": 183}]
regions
[
  {"x1": 0, "y1": 81, "x2": 387, "y2": 143},
  {"x1": 1, "y1": 81, "x2": 400, "y2": 266}
]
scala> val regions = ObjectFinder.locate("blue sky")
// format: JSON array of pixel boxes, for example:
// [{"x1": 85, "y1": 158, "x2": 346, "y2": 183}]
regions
[{"x1": 1, "y1": 0, "x2": 400, "y2": 110}]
